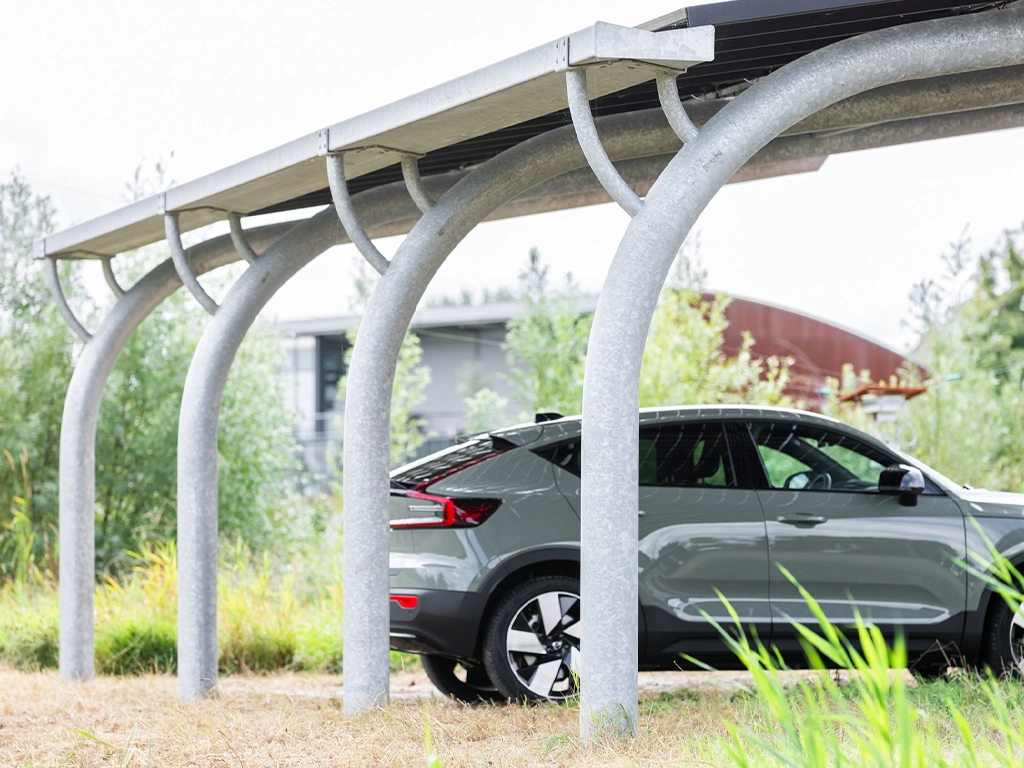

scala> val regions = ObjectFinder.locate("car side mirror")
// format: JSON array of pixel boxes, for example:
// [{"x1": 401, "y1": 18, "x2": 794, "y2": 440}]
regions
[{"x1": 879, "y1": 464, "x2": 925, "y2": 507}]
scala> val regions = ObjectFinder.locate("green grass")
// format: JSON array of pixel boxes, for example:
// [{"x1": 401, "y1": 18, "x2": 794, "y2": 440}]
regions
[
  {"x1": 0, "y1": 539, "x2": 417, "y2": 676},
  {"x1": 698, "y1": 567, "x2": 1024, "y2": 767}
]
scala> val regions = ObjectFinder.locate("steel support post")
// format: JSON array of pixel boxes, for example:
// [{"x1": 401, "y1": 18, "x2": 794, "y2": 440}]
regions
[
  {"x1": 57, "y1": 224, "x2": 292, "y2": 681},
  {"x1": 578, "y1": 8, "x2": 1024, "y2": 741},
  {"x1": 173, "y1": 180, "x2": 474, "y2": 699},
  {"x1": 340, "y1": 109, "x2": 697, "y2": 714}
]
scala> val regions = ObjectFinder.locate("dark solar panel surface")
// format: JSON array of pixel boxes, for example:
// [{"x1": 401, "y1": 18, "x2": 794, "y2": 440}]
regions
[{"x1": 254, "y1": 0, "x2": 1005, "y2": 215}]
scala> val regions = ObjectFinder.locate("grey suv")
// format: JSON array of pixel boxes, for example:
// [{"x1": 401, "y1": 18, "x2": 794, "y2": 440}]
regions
[{"x1": 388, "y1": 406, "x2": 1024, "y2": 702}]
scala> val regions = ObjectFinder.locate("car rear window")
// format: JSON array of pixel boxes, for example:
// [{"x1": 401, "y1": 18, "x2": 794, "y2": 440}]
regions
[{"x1": 390, "y1": 437, "x2": 507, "y2": 490}]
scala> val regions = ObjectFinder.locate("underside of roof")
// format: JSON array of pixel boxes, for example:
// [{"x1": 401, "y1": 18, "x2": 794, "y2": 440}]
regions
[
  {"x1": 282, "y1": 0, "x2": 1008, "y2": 209},
  {"x1": 39, "y1": 0, "x2": 1017, "y2": 261}
]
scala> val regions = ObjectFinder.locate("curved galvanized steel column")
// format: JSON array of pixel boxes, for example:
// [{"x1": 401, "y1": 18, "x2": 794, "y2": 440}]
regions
[
  {"x1": 176, "y1": 209, "x2": 343, "y2": 699},
  {"x1": 58, "y1": 224, "x2": 292, "y2": 681},
  {"x1": 174, "y1": 180, "x2": 471, "y2": 699},
  {"x1": 341, "y1": 110, "x2": 685, "y2": 714},
  {"x1": 579, "y1": 8, "x2": 1024, "y2": 740}
]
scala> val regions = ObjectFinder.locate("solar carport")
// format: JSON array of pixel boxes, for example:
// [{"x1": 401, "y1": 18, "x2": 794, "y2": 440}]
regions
[{"x1": 37, "y1": 0, "x2": 1024, "y2": 741}]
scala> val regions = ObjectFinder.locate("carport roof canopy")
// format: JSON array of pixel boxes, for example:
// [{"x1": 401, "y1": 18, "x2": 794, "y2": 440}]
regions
[{"x1": 37, "y1": 0, "x2": 1017, "y2": 262}]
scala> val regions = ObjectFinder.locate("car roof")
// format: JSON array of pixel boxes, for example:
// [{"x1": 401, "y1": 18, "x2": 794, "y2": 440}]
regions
[{"x1": 493, "y1": 404, "x2": 848, "y2": 435}]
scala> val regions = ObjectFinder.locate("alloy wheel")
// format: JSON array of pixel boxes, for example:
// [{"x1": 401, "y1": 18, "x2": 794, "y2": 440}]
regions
[
  {"x1": 1009, "y1": 607, "x2": 1024, "y2": 674},
  {"x1": 504, "y1": 590, "x2": 581, "y2": 699}
]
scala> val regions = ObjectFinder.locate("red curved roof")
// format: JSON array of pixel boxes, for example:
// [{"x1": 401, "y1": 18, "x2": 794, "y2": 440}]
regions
[{"x1": 713, "y1": 294, "x2": 912, "y2": 407}]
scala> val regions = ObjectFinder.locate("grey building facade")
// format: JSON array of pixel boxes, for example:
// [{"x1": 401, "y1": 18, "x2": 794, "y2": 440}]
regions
[{"x1": 279, "y1": 301, "x2": 557, "y2": 475}]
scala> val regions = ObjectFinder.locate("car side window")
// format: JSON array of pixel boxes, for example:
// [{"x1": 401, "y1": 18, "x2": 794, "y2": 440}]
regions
[
  {"x1": 533, "y1": 421, "x2": 736, "y2": 488},
  {"x1": 749, "y1": 421, "x2": 892, "y2": 493},
  {"x1": 639, "y1": 422, "x2": 735, "y2": 488}
]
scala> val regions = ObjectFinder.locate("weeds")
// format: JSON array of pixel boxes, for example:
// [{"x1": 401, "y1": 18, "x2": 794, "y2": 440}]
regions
[
  {"x1": 707, "y1": 565, "x2": 1024, "y2": 767},
  {"x1": 0, "y1": 538, "x2": 416, "y2": 676}
]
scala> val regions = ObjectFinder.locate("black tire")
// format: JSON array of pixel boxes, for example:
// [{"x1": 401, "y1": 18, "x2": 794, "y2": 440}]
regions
[
  {"x1": 483, "y1": 575, "x2": 581, "y2": 703},
  {"x1": 420, "y1": 654, "x2": 504, "y2": 703},
  {"x1": 981, "y1": 593, "x2": 1024, "y2": 677}
]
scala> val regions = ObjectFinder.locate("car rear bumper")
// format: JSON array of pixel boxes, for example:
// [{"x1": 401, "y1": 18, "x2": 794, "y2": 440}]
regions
[{"x1": 389, "y1": 588, "x2": 488, "y2": 660}]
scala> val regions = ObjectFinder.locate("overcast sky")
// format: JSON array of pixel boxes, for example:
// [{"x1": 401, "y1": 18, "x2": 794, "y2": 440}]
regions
[{"x1": 4, "y1": 0, "x2": 1022, "y2": 352}]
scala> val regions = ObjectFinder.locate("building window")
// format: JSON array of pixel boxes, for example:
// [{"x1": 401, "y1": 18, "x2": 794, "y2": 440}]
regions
[{"x1": 316, "y1": 335, "x2": 347, "y2": 432}]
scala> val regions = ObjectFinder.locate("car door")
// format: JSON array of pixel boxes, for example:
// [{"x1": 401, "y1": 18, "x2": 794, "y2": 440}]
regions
[
  {"x1": 747, "y1": 419, "x2": 967, "y2": 658},
  {"x1": 635, "y1": 420, "x2": 771, "y2": 663},
  {"x1": 540, "y1": 420, "x2": 771, "y2": 665}
]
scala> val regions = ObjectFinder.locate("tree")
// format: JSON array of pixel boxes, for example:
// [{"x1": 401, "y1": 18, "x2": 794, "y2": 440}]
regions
[
  {"x1": 466, "y1": 246, "x2": 791, "y2": 432},
  {"x1": 0, "y1": 172, "x2": 303, "y2": 576},
  {"x1": 0, "y1": 172, "x2": 73, "y2": 578},
  {"x1": 895, "y1": 227, "x2": 1024, "y2": 493},
  {"x1": 502, "y1": 248, "x2": 593, "y2": 417}
]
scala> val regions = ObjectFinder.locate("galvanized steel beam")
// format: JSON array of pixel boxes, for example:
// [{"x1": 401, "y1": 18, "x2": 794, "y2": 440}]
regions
[
  {"x1": 53, "y1": 93, "x2": 1022, "y2": 687},
  {"x1": 579, "y1": 7, "x2": 1024, "y2": 741},
  {"x1": 565, "y1": 68, "x2": 643, "y2": 217},
  {"x1": 228, "y1": 214, "x2": 259, "y2": 265},
  {"x1": 327, "y1": 154, "x2": 390, "y2": 275},
  {"x1": 400, "y1": 155, "x2": 435, "y2": 214},
  {"x1": 655, "y1": 72, "x2": 699, "y2": 144},
  {"x1": 175, "y1": 182, "x2": 472, "y2": 699},
  {"x1": 340, "y1": 107, "x2": 720, "y2": 715},
  {"x1": 57, "y1": 223, "x2": 293, "y2": 682},
  {"x1": 165, "y1": 213, "x2": 219, "y2": 314},
  {"x1": 45, "y1": 256, "x2": 91, "y2": 342},
  {"x1": 100, "y1": 256, "x2": 125, "y2": 299}
]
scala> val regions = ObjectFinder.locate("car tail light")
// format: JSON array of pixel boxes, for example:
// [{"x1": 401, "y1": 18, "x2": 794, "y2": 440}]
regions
[
  {"x1": 390, "y1": 594, "x2": 419, "y2": 609},
  {"x1": 390, "y1": 491, "x2": 502, "y2": 529}
]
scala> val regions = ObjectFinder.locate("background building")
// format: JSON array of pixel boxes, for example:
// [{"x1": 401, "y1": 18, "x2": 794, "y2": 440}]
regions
[{"x1": 279, "y1": 295, "x2": 912, "y2": 475}]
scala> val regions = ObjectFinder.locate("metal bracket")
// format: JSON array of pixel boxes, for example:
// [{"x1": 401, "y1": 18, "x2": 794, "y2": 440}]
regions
[
  {"x1": 568, "y1": 22, "x2": 714, "y2": 70},
  {"x1": 228, "y1": 213, "x2": 259, "y2": 264},
  {"x1": 165, "y1": 212, "x2": 219, "y2": 314},
  {"x1": 656, "y1": 71, "x2": 700, "y2": 144},
  {"x1": 400, "y1": 155, "x2": 435, "y2": 214},
  {"x1": 326, "y1": 153, "x2": 389, "y2": 275},
  {"x1": 566, "y1": 67, "x2": 643, "y2": 217},
  {"x1": 45, "y1": 256, "x2": 92, "y2": 342},
  {"x1": 100, "y1": 256, "x2": 125, "y2": 299}
]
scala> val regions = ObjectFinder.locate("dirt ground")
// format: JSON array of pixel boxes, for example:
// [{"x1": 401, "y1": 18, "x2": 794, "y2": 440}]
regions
[
  {"x1": 0, "y1": 667, "x2": 775, "y2": 767},
  {"x1": 0, "y1": 666, "x2": 921, "y2": 766}
]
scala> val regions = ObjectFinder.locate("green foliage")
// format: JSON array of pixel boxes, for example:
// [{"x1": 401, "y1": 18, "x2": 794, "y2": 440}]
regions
[
  {"x1": 481, "y1": 246, "x2": 791, "y2": 430},
  {"x1": 640, "y1": 288, "x2": 790, "y2": 409},
  {"x1": 463, "y1": 388, "x2": 512, "y2": 435},
  {"x1": 713, "y1": 568, "x2": 1024, "y2": 767},
  {"x1": 0, "y1": 172, "x2": 303, "y2": 575},
  {"x1": 0, "y1": 541, "x2": 354, "y2": 675},
  {"x1": 502, "y1": 248, "x2": 593, "y2": 418},
  {"x1": 389, "y1": 331, "x2": 432, "y2": 466},
  {"x1": 0, "y1": 172, "x2": 75, "y2": 576},
  {"x1": 898, "y1": 229, "x2": 1024, "y2": 492}
]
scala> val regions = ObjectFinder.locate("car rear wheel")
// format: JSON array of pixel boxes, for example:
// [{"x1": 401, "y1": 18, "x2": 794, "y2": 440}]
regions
[
  {"x1": 483, "y1": 576, "x2": 581, "y2": 702},
  {"x1": 420, "y1": 654, "x2": 504, "y2": 703},
  {"x1": 419, "y1": 655, "x2": 503, "y2": 704},
  {"x1": 981, "y1": 594, "x2": 1024, "y2": 676}
]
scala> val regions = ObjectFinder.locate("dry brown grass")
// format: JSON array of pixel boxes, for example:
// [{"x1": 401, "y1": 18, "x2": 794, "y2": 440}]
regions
[{"x1": 0, "y1": 667, "x2": 750, "y2": 766}]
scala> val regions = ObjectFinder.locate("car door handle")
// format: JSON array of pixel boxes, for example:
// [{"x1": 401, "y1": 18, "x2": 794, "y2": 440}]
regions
[{"x1": 777, "y1": 515, "x2": 826, "y2": 526}]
